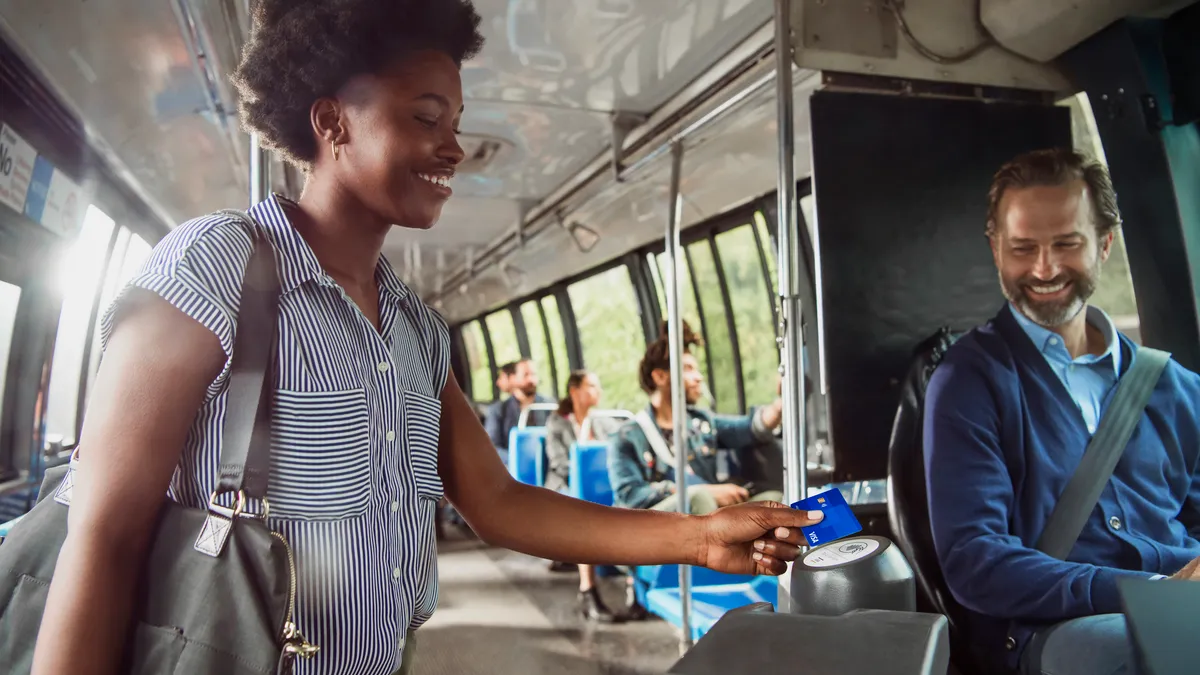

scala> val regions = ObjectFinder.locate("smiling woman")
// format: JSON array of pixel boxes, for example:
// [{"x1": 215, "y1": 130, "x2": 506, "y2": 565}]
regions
[{"x1": 10, "y1": 2, "x2": 824, "y2": 675}]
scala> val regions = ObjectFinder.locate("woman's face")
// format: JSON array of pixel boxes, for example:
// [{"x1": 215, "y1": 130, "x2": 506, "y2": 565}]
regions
[
  {"x1": 573, "y1": 374, "x2": 602, "y2": 409},
  {"x1": 320, "y1": 50, "x2": 466, "y2": 229}
]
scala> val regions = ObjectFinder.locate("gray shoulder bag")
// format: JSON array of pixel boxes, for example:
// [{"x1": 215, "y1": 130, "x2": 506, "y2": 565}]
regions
[
  {"x1": 1035, "y1": 346, "x2": 1172, "y2": 559},
  {"x1": 0, "y1": 211, "x2": 318, "y2": 674}
]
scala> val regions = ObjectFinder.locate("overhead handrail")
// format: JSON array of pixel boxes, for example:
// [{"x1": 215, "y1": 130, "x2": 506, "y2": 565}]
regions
[{"x1": 517, "y1": 402, "x2": 560, "y2": 429}]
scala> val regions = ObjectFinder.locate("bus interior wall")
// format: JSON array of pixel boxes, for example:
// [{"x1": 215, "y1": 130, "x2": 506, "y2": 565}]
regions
[
  {"x1": 810, "y1": 90, "x2": 1072, "y2": 483},
  {"x1": 1059, "y1": 15, "x2": 1200, "y2": 372}
]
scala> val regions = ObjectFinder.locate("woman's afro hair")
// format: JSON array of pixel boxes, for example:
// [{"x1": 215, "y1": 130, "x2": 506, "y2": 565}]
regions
[{"x1": 231, "y1": 0, "x2": 484, "y2": 168}]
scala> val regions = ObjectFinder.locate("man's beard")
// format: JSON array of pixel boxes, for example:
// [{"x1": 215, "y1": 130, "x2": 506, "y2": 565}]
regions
[{"x1": 1001, "y1": 264, "x2": 1100, "y2": 328}]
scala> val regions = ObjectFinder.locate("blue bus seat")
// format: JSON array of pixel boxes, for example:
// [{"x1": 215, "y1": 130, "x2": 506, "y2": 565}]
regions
[
  {"x1": 647, "y1": 575, "x2": 779, "y2": 642},
  {"x1": 508, "y1": 427, "x2": 548, "y2": 487},
  {"x1": 567, "y1": 441, "x2": 613, "y2": 506}
]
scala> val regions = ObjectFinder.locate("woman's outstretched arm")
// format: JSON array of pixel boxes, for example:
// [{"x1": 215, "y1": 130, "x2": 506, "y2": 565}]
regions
[{"x1": 438, "y1": 374, "x2": 822, "y2": 574}]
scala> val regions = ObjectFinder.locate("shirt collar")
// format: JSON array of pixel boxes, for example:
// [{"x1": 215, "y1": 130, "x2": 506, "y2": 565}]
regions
[
  {"x1": 1009, "y1": 303, "x2": 1121, "y2": 375},
  {"x1": 247, "y1": 194, "x2": 411, "y2": 302}
]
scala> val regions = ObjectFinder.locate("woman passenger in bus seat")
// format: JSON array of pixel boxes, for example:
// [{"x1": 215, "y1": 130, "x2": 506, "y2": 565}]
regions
[
  {"x1": 28, "y1": 2, "x2": 824, "y2": 674},
  {"x1": 544, "y1": 370, "x2": 624, "y2": 623}
]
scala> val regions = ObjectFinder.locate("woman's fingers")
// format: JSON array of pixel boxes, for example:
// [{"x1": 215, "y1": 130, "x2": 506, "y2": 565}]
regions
[
  {"x1": 751, "y1": 551, "x2": 788, "y2": 575},
  {"x1": 753, "y1": 538, "x2": 802, "y2": 561}
]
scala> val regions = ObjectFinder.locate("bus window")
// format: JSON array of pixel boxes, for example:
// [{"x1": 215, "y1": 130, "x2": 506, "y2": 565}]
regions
[
  {"x1": 85, "y1": 230, "x2": 151, "y2": 399},
  {"x1": 686, "y1": 242, "x2": 739, "y2": 414},
  {"x1": 539, "y1": 296, "x2": 571, "y2": 396},
  {"x1": 45, "y1": 206, "x2": 116, "y2": 446},
  {"x1": 567, "y1": 266, "x2": 645, "y2": 412},
  {"x1": 0, "y1": 282, "x2": 21, "y2": 420},
  {"x1": 716, "y1": 225, "x2": 780, "y2": 408},
  {"x1": 654, "y1": 252, "x2": 711, "y2": 391},
  {"x1": 485, "y1": 310, "x2": 521, "y2": 369},
  {"x1": 1062, "y1": 92, "x2": 1142, "y2": 342},
  {"x1": 462, "y1": 320, "x2": 492, "y2": 402},
  {"x1": 519, "y1": 300, "x2": 557, "y2": 399}
]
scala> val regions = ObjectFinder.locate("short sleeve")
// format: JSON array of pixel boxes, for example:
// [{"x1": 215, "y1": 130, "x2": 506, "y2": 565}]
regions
[
  {"x1": 99, "y1": 213, "x2": 256, "y2": 396},
  {"x1": 421, "y1": 304, "x2": 452, "y2": 394}
]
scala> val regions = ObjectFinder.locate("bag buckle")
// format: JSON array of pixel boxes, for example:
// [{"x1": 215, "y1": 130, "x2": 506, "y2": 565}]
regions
[{"x1": 194, "y1": 490, "x2": 272, "y2": 558}]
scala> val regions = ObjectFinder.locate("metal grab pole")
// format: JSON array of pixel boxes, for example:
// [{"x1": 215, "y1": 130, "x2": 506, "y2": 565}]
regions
[
  {"x1": 774, "y1": 0, "x2": 807, "y2": 508},
  {"x1": 665, "y1": 141, "x2": 692, "y2": 651},
  {"x1": 249, "y1": 132, "x2": 270, "y2": 205},
  {"x1": 247, "y1": 2, "x2": 270, "y2": 205}
]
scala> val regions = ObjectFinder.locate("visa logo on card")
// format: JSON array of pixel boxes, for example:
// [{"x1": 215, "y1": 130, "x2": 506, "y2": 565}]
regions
[{"x1": 791, "y1": 488, "x2": 862, "y2": 546}]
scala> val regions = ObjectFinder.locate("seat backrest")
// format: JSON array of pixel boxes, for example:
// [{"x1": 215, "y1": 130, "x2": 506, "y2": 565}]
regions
[
  {"x1": 568, "y1": 441, "x2": 613, "y2": 506},
  {"x1": 886, "y1": 327, "x2": 968, "y2": 631},
  {"x1": 508, "y1": 427, "x2": 548, "y2": 486}
]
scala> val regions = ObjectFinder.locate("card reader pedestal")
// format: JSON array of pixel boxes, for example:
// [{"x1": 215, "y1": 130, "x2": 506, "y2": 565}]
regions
[
  {"x1": 789, "y1": 535, "x2": 917, "y2": 616},
  {"x1": 668, "y1": 537, "x2": 948, "y2": 675}
]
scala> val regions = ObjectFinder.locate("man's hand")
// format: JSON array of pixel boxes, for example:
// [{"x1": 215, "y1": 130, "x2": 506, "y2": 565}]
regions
[
  {"x1": 703, "y1": 483, "x2": 751, "y2": 506},
  {"x1": 699, "y1": 501, "x2": 824, "y2": 575},
  {"x1": 1169, "y1": 555, "x2": 1200, "y2": 580}
]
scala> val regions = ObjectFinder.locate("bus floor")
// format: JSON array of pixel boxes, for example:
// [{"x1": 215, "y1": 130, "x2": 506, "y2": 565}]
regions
[{"x1": 415, "y1": 526, "x2": 681, "y2": 674}]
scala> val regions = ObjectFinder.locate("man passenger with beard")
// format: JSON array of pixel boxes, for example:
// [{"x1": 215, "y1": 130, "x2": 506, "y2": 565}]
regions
[
  {"x1": 485, "y1": 358, "x2": 552, "y2": 452},
  {"x1": 924, "y1": 148, "x2": 1200, "y2": 675}
]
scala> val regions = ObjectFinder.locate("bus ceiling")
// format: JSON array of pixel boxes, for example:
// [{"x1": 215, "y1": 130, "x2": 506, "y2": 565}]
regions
[{"x1": 0, "y1": 0, "x2": 1193, "y2": 323}]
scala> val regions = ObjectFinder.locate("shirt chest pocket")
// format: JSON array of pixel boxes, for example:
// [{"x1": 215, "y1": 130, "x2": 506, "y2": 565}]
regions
[
  {"x1": 269, "y1": 388, "x2": 372, "y2": 520},
  {"x1": 401, "y1": 390, "x2": 444, "y2": 501}
]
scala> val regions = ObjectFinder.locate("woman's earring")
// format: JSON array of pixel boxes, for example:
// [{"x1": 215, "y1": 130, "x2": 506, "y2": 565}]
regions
[{"x1": 331, "y1": 141, "x2": 340, "y2": 162}]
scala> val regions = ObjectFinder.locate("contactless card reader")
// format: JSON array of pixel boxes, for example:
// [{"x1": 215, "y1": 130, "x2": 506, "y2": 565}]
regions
[{"x1": 788, "y1": 535, "x2": 917, "y2": 617}]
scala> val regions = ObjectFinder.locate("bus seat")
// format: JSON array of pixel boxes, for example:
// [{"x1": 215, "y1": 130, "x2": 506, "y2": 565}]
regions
[
  {"x1": 568, "y1": 441, "x2": 613, "y2": 506},
  {"x1": 508, "y1": 427, "x2": 548, "y2": 487},
  {"x1": 887, "y1": 326, "x2": 989, "y2": 672},
  {"x1": 647, "y1": 575, "x2": 779, "y2": 642}
]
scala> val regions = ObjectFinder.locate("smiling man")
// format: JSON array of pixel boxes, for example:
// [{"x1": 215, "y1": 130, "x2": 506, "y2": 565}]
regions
[{"x1": 923, "y1": 149, "x2": 1200, "y2": 675}]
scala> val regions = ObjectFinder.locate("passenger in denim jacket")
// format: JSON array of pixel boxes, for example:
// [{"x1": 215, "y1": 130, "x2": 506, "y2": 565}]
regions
[{"x1": 608, "y1": 322, "x2": 784, "y2": 515}]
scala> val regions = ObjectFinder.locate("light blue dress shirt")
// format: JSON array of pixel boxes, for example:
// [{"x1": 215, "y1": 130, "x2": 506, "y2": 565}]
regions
[{"x1": 1010, "y1": 303, "x2": 1122, "y2": 435}]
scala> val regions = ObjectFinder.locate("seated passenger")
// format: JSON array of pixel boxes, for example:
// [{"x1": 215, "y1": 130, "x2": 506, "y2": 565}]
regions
[
  {"x1": 923, "y1": 149, "x2": 1200, "y2": 675},
  {"x1": 484, "y1": 358, "x2": 552, "y2": 452},
  {"x1": 609, "y1": 321, "x2": 785, "y2": 515},
  {"x1": 544, "y1": 370, "x2": 623, "y2": 623},
  {"x1": 482, "y1": 362, "x2": 513, "y2": 426}
]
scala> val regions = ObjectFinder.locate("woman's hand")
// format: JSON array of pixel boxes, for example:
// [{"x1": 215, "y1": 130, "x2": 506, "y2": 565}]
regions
[{"x1": 697, "y1": 501, "x2": 824, "y2": 575}]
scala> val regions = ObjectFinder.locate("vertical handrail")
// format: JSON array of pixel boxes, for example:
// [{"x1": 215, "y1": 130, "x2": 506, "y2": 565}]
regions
[
  {"x1": 774, "y1": 0, "x2": 806, "y2": 508},
  {"x1": 246, "y1": 2, "x2": 270, "y2": 205},
  {"x1": 774, "y1": 0, "x2": 806, "y2": 614},
  {"x1": 665, "y1": 140, "x2": 692, "y2": 651}
]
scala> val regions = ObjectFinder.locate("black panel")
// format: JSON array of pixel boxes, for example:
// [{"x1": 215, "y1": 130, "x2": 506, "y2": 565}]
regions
[{"x1": 810, "y1": 90, "x2": 1070, "y2": 482}]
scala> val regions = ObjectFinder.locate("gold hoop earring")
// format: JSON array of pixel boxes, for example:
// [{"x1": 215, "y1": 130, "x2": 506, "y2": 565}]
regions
[{"x1": 331, "y1": 141, "x2": 340, "y2": 162}]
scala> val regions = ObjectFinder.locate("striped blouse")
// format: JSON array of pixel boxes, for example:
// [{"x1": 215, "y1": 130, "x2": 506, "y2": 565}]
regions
[{"x1": 100, "y1": 194, "x2": 450, "y2": 674}]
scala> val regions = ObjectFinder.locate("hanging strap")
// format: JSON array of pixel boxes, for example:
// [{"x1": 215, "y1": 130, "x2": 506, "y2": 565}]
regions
[
  {"x1": 1035, "y1": 347, "x2": 1171, "y2": 560},
  {"x1": 213, "y1": 210, "x2": 281, "y2": 501}
]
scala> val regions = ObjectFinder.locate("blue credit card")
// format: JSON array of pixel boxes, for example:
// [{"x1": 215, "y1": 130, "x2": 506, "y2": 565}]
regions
[{"x1": 791, "y1": 488, "x2": 863, "y2": 546}]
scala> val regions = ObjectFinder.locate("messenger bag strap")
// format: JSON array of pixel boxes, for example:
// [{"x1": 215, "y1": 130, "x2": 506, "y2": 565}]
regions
[
  {"x1": 213, "y1": 210, "x2": 281, "y2": 501},
  {"x1": 1035, "y1": 347, "x2": 1171, "y2": 560}
]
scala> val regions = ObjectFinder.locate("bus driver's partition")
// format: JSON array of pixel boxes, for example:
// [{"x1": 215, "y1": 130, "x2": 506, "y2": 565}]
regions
[{"x1": 668, "y1": 1, "x2": 1143, "y2": 674}]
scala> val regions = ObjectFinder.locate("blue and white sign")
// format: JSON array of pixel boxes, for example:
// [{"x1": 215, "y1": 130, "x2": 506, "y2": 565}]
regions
[{"x1": 23, "y1": 155, "x2": 54, "y2": 224}]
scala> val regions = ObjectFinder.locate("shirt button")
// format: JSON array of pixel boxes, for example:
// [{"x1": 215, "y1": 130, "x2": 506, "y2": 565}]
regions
[
  {"x1": 377, "y1": 361, "x2": 390, "y2": 373},
  {"x1": 393, "y1": 567, "x2": 402, "y2": 579},
  {"x1": 386, "y1": 430, "x2": 396, "y2": 441},
  {"x1": 1109, "y1": 516, "x2": 1122, "y2": 531},
  {"x1": 391, "y1": 500, "x2": 399, "y2": 512},
  {"x1": 1088, "y1": 423, "x2": 1097, "y2": 434},
  {"x1": 1005, "y1": 636, "x2": 1017, "y2": 651},
  {"x1": 1048, "y1": 337, "x2": 1058, "y2": 346}
]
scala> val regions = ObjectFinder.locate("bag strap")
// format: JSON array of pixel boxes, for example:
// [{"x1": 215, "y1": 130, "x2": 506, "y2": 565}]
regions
[
  {"x1": 1035, "y1": 346, "x2": 1171, "y2": 559},
  {"x1": 634, "y1": 410, "x2": 676, "y2": 469},
  {"x1": 213, "y1": 210, "x2": 281, "y2": 501}
]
